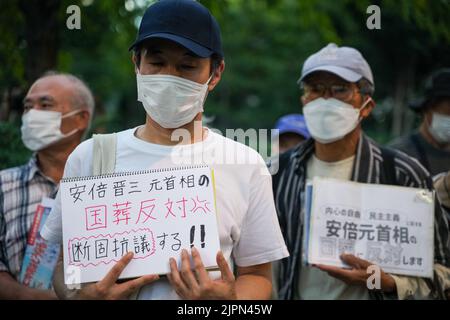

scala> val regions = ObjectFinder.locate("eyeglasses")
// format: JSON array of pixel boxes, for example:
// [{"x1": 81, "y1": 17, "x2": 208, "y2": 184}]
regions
[{"x1": 300, "y1": 82, "x2": 361, "y2": 102}]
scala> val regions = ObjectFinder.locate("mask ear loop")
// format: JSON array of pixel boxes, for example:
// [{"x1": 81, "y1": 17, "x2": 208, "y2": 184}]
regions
[
  {"x1": 61, "y1": 109, "x2": 83, "y2": 119},
  {"x1": 60, "y1": 109, "x2": 84, "y2": 138},
  {"x1": 206, "y1": 73, "x2": 214, "y2": 85},
  {"x1": 358, "y1": 96, "x2": 373, "y2": 122},
  {"x1": 202, "y1": 75, "x2": 215, "y2": 138},
  {"x1": 201, "y1": 74, "x2": 215, "y2": 106}
]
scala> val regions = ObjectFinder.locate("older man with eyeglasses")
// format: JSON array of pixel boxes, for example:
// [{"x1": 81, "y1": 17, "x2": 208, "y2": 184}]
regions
[{"x1": 269, "y1": 43, "x2": 450, "y2": 300}]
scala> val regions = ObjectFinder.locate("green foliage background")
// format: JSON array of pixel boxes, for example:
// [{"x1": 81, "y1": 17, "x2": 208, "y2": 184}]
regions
[{"x1": 0, "y1": 0, "x2": 449, "y2": 169}]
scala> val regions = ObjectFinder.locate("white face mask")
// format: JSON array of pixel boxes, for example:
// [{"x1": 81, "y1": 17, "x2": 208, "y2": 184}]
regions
[
  {"x1": 429, "y1": 113, "x2": 450, "y2": 144},
  {"x1": 303, "y1": 97, "x2": 371, "y2": 144},
  {"x1": 21, "y1": 109, "x2": 80, "y2": 151},
  {"x1": 137, "y1": 73, "x2": 212, "y2": 129}
]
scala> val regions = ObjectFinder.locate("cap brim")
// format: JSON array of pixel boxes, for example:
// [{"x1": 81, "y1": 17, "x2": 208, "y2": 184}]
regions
[
  {"x1": 272, "y1": 128, "x2": 310, "y2": 139},
  {"x1": 409, "y1": 91, "x2": 450, "y2": 112},
  {"x1": 297, "y1": 65, "x2": 362, "y2": 84},
  {"x1": 129, "y1": 33, "x2": 213, "y2": 58},
  {"x1": 409, "y1": 98, "x2": 426, "y2": 112}
]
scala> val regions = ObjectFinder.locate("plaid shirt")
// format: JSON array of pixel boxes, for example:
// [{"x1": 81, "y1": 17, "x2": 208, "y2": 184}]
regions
[
  {"x1": 270, "y1": 133, "x2": 450, "y2": 300},
  {"x1": 0, "y1": 156, "x2": 57, "y2": 279}
]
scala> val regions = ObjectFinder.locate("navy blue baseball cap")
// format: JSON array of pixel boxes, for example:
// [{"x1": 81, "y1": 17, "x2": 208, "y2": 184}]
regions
[
  {"x1": 272, "y1": 114, "x2": 311, "y2": 140},
  {"x1": 129, "y1": 0, "x2": 223, "y2": 59}
]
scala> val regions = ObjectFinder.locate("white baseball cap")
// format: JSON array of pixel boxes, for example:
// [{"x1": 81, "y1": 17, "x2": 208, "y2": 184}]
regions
[{"x1": 298, "y1": 43, "x2": 374, "y2": 86}]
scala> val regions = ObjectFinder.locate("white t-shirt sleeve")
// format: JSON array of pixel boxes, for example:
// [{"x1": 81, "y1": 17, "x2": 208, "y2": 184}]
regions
[
  {"x1": 232, "y1": 156, "x2": 289, "y2": 267},
  {"x1": 41, "y1": 139, "x2": 93, "y2": 243}
]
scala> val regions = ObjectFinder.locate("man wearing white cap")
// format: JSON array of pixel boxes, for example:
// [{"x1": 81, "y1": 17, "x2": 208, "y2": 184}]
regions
[{"x1": 270, "y1": 43, "x2": 450, "y2": 300}]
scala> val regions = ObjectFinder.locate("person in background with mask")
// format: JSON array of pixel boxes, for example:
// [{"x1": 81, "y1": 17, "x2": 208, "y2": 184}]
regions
[
  {"x1": 271, "y1": 114, "x2": 310, "y2": 155},
  {"x1": 0, "y1": 72, "x2": 94, "y2": 299},
  {"x1": 269, "y1": 43, "x2": 450, "y2": 300},
  {"x1": 389, "y1": 69, "x2": 450, "y2": 177},
  {"x1": 41, "y1": 0, "x2": 288, "y2": 300}
]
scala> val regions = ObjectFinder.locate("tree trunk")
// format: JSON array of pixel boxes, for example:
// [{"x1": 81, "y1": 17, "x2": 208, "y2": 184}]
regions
[
  {"x1": 391, "y1": 55, "x2": 415, "y2": 138},
  {"x1": 19, "y1": 0, "x2": 61, "y2": 86}
]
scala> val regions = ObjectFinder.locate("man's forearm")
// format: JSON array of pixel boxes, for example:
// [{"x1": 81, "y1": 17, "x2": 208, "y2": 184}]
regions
[
  {"x1": 0, "y1": 272, "x2": 56, "y2": 300},
  {"x1": 52, "y1": 251, "x2": 83, "y2": 300},
  {"x1": 235, "y1": 274, "x2": 272, "y2": 300},
  {"x1": 390, "y1": 264, "x2": 450, "y2": 299}
]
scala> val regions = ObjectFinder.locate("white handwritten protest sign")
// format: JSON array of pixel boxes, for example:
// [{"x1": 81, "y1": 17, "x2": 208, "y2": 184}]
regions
[
  {"x1": 61, "y1": 165, "x2": 220, "y2": 284},
  {"x1": 303, "y1": 177, "x2": 435, "y2": 278}
]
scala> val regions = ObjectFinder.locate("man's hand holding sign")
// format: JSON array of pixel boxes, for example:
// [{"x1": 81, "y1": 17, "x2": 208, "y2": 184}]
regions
[
  {"x1": 314, "y1": 254, "x2": 397, "y2": 293},
  {"x1": 303, "y1": 177, "x2": 435, "y2": 293},
  {"x1": 75, "y1": 252, "x2": 159, "y2": 300},
  {"x1": 167, "y1": 247, "x2": 238, "y2": 300}
]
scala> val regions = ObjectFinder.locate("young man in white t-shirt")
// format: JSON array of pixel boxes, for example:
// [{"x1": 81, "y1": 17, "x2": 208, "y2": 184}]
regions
[{"x1": 41, "y1": 0, "x2": 288, "y2": 300}]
